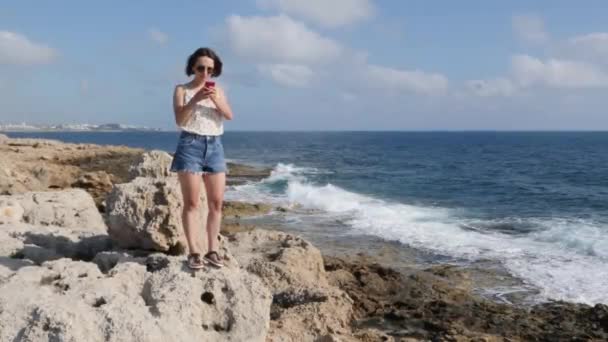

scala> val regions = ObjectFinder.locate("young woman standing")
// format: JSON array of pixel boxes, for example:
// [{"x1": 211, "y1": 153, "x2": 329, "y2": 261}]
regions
[{"x1": 170, "y1": 47, "x2": 233, "y2": 269}]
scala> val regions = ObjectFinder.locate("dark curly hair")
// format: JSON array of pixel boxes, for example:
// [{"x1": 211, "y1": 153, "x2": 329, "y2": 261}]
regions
[{"x1": 185, "y1": 47, "x2": 223, "y2": 77}]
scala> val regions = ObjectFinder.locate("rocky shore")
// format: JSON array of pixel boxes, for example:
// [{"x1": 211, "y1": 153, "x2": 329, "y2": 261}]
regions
[{"x1": 0, "y1": 133, "x2": 607, "y2": 341}]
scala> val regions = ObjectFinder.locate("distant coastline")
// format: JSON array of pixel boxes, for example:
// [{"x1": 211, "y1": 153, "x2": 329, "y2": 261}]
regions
[
  {"x1": 0, "y1": 129, "x2": 166, "y2": 133},
  {"x1": 0, "y1": 122, "x2": 165, "y2": 133}
]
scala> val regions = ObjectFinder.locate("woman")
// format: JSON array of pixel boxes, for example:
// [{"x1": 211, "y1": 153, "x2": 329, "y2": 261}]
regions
[{"x1": 170, "y1": 47, "x2": 233, "y2": 269}]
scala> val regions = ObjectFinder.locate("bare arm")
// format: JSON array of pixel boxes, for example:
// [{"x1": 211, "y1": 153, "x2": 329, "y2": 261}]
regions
[
  {"x1": 173, "y1": 85, "x2": 200, "y2": 126},
  {"x1": 210, "y1": 87, "x2": 234, "y2": 121}
]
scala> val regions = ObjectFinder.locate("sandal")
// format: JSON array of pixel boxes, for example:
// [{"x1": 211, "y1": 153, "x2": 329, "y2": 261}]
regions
[
  {"x1": 203, "y1": 251, "x2": 224, "y2": 268},
  {"x1": 187, "y1": 253, "x2": 204, "y2": 269}
]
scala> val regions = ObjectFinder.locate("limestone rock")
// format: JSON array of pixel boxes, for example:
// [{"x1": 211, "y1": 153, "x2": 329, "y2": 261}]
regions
[
  {"x1": 226, "y1": 230, "x2": 355, "y2": 341},
  {"x1": 5, "y1": 138, "x2": 63, "y2": 148},
  {"x1": 0, "y1": 256, "x2": 271, "y2": 342},
  {"x1": 226, "y1": 229, "x2": 328, "y2": 291},
  {"x1": 0, "y1": 189, "x2": 106, "y2": 232},
  {"x1": 0, "y1": 161, "x2": 43, "y2": 195},
  {"x1": 223, "y1": 201, "x2": 273, "y2": 218},
  {"x1": 225, "y1": 162, "x2": 271, "y2": 186},
  {"x1": 142, "y1": 255, "x2": 272, "y2": 341},
  {"x1": 0, "y1": 256, "x2": 34, "y2": 280},
  {"x1": 0, "y1": 197, "x2": 24, "y2": 224},
  {"x1": 128, "y1": 150, "x2": 173, "y2": 180},
  {"x1": 105, "y1": 176, "x2": 206, "y2": 254},
  {"x1": 268, "y1": 286, "x2": 354, "y2": 341},
  {"x1": 1, "y1": 223, "x2": 112, "y2": 264},
  {"x1": 0, "y1": 135, "x2": 144, "y2": 199},
  {"x1": 0, "y1": 230, "x2": 24, "y2": 257},
  {"x1": 71, "y1": 171, "x2": 114, "y2": 210},
  {"x1": 92, "y1": 250, "x2": 146, "y2": 273}
]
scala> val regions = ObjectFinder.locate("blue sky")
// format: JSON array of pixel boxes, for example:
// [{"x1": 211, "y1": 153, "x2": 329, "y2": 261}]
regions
[{"x1": 1, "y1": 0, "x2": 608, "y2": 130}]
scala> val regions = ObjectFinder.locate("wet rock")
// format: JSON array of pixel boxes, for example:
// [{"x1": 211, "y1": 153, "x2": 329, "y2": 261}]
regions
[
  {"x1": 223, "y1": 201, "x2": 272, "y2": 218},
  {"x1": 225, "y1": 162, "x2": 271, "y2": 186},
  {"x1": 324, "y1": 255, "x2": 608, "y2": 341}
]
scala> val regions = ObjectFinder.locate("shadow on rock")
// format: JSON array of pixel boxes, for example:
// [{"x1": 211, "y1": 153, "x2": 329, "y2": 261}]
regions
[{"x1": 13, "y1": 232, "x2": 113, "y2": 264}]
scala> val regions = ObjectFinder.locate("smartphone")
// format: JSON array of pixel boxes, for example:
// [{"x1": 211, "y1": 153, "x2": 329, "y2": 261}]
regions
[{"x1": 204, "y1": 81, "x2": 215, "y2": 88}]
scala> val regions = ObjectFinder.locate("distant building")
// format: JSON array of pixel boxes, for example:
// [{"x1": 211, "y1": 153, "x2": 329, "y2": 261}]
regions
[
  {"x1": 0, "y1": 122, "x2": 162, "y2": 132},
  {"x1": 97, "y1": 123, "x2": 123, "y2": 130}
]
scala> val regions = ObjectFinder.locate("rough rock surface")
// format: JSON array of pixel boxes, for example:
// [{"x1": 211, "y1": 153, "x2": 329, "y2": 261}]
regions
[
  {"x1": 324, "y1": 255, "x2": 608, "y2": 341},
  {"x1": 0, "y1": 189, "x2": 106, "y2": 232},
  {"x1": 71, "y1": 171, "x2": 114, "y2": 211},
  {"x1": 128, "y1": 150, "x2": 173, "y2": 180},
  {"x1": 1, "y1": 223, "x2": 112, "y2": 266},
  {"x1": 223, "y1": 201, "x2": 273, "y2": 218},
  {"x1": 105, "y1": 176, "x2": 206, "y2": 254},
  {"x1": 0, "y1": 256, "x2": 271, "y2": 342},
  {"x1": 226, "y1": 229, "x2": 356, "y2": 341},
  {"x1": 0, "y1": 136, "x2": 143, "y2": 208},
  {"x1": 225, "y1": 162, "x2": 272, "y2": 186}
]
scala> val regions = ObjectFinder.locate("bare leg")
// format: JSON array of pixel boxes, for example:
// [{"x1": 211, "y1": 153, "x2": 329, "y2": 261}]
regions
[
  {"x1": 178, "y1": 172, "x2": 203, "y2": 255},
  {"x1": 203, "y1": 172, "x2": 225, "y2": 253}
]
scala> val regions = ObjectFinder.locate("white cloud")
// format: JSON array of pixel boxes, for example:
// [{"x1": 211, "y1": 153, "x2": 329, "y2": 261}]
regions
[
  {"x1": 256, "y1": 0, "x2": 375, "y2": 28},
  {"x1": 568, "y1": 32, "x2": 608, "y2": 58},
  {"x1": 466, "y1": 30, "x2": 608, "y2": 96},
  {"x1": 258, "y1": 63, "x2": 314, "y2": 87},
  {"x1": 0, "y1": 31, "x2": 57, "y2": 65},
  {"x1": 147, "y1": 28, "x2": 168, "y2": 45},
  {"x1": 512, "y1": 14, "x2": 548, "y2": 44},
  {"x1": 466, "y1": 78, "x2": 516, "y2": 97},
  {"x1": 364, "y1": 64, "x2": 448, "y2": 95},
  {"x1": 224, "y1": 14, "x2": 342, "y2": 64},
  {"x1": 511, "y1": 54, "x2": 608, "y2": 88}
]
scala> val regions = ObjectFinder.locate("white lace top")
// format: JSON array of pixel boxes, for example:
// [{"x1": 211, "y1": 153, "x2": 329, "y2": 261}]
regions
[{"x1": 178, "y1": 86, "x2": 224, "y2": 136}]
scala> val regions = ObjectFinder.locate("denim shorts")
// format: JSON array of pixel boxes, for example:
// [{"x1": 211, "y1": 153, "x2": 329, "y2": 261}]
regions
[{"x1": 170, "y1": 131, "x2": 227, "y2": 174}]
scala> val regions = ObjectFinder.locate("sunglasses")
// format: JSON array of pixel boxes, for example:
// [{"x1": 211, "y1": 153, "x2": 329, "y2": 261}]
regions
[{"x1": 195, "y1": 65, "x2": 214, "y2": 74}]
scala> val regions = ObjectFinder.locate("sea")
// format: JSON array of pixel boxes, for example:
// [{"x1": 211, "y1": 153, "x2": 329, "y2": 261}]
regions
[{"x1": 5, "y1": 131, "x2": 608, "y2": 305}]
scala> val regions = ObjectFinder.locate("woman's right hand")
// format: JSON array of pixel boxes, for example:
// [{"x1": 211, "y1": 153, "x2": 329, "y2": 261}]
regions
[{"x1": 190, "y1": 86, "x2": 214, "y2": 104}]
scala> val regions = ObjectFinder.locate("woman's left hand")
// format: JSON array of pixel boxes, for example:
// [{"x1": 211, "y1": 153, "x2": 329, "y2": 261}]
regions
[
  {"x1": 208, "y1": 86, "x2": 233, "y2": 120},
  {"x1": 206, "y1": 86, "x2": 219, "y2": 102}
]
